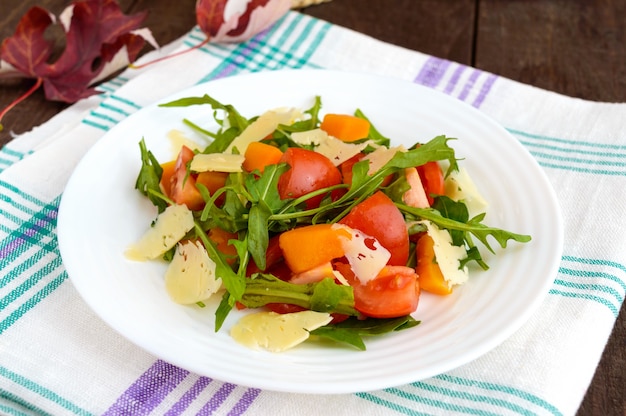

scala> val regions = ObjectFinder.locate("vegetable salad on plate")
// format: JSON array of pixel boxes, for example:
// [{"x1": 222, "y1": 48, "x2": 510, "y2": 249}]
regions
[{"x1": 127, "y1": 94, "x2": 531, "y2": 352}]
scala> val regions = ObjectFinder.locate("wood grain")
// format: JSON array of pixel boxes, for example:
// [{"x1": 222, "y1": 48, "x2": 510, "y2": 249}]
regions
[
  {"x1": 0, "y1": 2, "x2": 624, "y2": 414},
  {"x1": 476, "y1": 0, "x2": 626, "y2": 102}
]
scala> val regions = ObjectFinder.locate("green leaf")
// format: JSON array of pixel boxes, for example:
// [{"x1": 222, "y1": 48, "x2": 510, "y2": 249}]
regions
[
  {"x1": 355, "y1": 108, "x2": 390, "y2": 147},
  {"x1": 240, "y1": 274, "x2": 358, "y2": 316},
  {"x1": 159, "y1": 94, "x2": 249, "y2": 130},
  {"x1": 310, "y1": 315, "x2": 420, "y2": 350},
  {"x1": 384, "y1": 135, "x2": 457, "y2": 174},
  {"x1": 247, "y1": 202, "x2": 272, "y2": 270},
  {"x1": 215, "y1": 291, "x2": 235, "y2": 332},
  {"x1": 193, "y1": 223, "x2": 245, "y2": 301},
  {"x1": 398, "y1": 203, "x2": 532, "y2": 251},
  {"x1": 384, "y1": 171, "x2": 412, "y2": 204},
  {"x1": 310, "y1": 277, "x2": 354, "y2": 312},
  {"x1": 135, "y1": 139, "x2": 167, "y2": 213},
  {"x1": 312, "y1": 326, "x2": 366, "y2": 350},
  {"x1": 160, "y1": 94, "x2": 250, "y2": 153},
  {"x1": 432, "y1": 196, "x2": 469, "y2": 246},
  {"x1": 245, "y1": 163, "x2": 290, "y2": 210},
  {"x1": 221, "y1": 173, "x2": 250, "y2": 225}
]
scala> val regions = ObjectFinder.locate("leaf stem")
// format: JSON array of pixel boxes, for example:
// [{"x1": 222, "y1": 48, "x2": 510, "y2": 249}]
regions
[{"x1": 0, "y1": 78, "x2": 43, "y2": 132}]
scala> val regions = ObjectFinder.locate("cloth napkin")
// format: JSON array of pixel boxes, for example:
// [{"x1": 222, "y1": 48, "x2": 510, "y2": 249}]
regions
[{"x1": 1, "y1": 11, "x2": 624, "y2": 416}]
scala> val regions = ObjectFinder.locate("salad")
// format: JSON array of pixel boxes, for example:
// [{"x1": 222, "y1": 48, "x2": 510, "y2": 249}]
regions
[{"x1": 127, "y1": 94, "x2": 531, "y2": 352}]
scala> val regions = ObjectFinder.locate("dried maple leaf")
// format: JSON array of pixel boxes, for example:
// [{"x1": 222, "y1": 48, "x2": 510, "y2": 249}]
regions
[
  {"x1": 196, "y1": 0, "x2": 291, "y2": 43},
  {"x1": 0, "y1": 0, "x2": 156, "y2": 129}
]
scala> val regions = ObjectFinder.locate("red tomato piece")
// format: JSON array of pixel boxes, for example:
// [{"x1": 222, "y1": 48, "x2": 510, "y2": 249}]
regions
[
  {"x1": 266, "y1": 303, "x2": 307, "y2": 314},
  {"x1": 170, "y1": 146, "x2": 204, "y2": 211},
  {"x1": 417, "y1": 161, "x2": 445, "y2": 206},
  {"x1": 339, "y1": 191, "x2": 409, "y2": 266},
  {"x1": 246, "y1": 235, "x2": 284, "y2": 275},
  {"x1": 339, "y1": 153, "x2": 364, "y2": 185},
  {"x1": 335, "y1": 262, "x2": 419, "y2": 318},
  {"x1": 277, "y1": 148, "x2": 342, "y2": 209}
]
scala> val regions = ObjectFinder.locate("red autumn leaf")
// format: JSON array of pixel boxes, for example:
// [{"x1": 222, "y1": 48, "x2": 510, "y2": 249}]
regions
[{"x1": 0, "y1": 0, "x2": 153, "y2": 103}]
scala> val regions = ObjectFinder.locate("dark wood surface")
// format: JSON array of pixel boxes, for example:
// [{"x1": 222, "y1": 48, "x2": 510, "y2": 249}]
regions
[{"x1": 1, "y1": 1, "x2": 624, "y2": 415}]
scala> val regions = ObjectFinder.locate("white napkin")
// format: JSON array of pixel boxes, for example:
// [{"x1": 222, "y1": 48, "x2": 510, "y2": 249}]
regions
[{"x1": 1, "y1": 11, "x2": 624, "y2": 416}]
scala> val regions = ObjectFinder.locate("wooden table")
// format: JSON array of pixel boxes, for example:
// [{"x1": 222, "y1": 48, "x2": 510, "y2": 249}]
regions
[{"x1": 1, "y1": 1, "x2": 624, "y2": 414}]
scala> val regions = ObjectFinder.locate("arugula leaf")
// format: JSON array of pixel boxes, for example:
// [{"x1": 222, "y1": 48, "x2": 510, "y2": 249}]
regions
[
  {"x1": 159, "y1": 94, "x2": 249, "y2": 130},
  {"x1": 245, "y1": 163, "x2": 290, "y2": 210},
  {"x1": 303, "y1": 95, "x2": 322, "y2": 130},
  {"x1": 135, "y1": 139, "x2": 167, "y2": 213},
  {"x1": 247, "y1": 202, "x2": 272, "y2": 270},
  {"x1": 355, "y1": 108, "x2": 390, "y2": 147},
  {"x1": 384, "y1": 135, "x2": 458, "y2": 174},
  {"x1": 309, "y1": 278, "x2": 355, "y2": 312},
  {"x1": 220, "y1": 173, "x2": 250, "y2": 229},
  {"x1": 159, "y1": 94, "x2": 249, "y2": 152},
  {"x1": 244, "y1": 164, "x2": 292, "y2": 268},
  {"x1": 215, "y1": 291, "x2": 235, "y2": 332},
  {"x1": 398, "y1": 203, "x2": 532, "y2": 253},
  {"x1": 310, "y1": 315, "x2": 420, "y2": 350},
  {"x1": 239, "y1": 274, "x2": 358, "y2": 316},
  {"x1": 431, "y1": 196, "x2": 469, "y2": 246},
  {"x1": 193, "y1": 223, "x2": 245, "y2": 300}
]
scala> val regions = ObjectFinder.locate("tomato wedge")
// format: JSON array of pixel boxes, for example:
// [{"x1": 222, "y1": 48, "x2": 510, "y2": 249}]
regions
[
  {"x1": 339, "y1": 191, "x2": 409, "y2": 266},
  {"x1": 277, "y1": 148, "x2": 342, "y2": 209},
  {"x1": 335, "y1": 262, "x2": 419, "y2": 318},
  {"x1": 169, "y1": 146, "x2": 204, "y2": 211},
  {"x1": 417, "y1": 161, "x2": 445, "y2": 205}
]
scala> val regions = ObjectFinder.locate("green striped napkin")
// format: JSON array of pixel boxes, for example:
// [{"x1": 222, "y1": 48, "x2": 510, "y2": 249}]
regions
[{"x1": 1, "y1": 11, "x2": 623, "y2": 416}]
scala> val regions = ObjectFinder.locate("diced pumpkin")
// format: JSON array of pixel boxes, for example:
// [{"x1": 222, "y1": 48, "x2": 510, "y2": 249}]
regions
[
  {"x1": 196, "y1": 170, "x2": 228, "y2": 205},
  {"x1": 415, "y1": 234, "x2": 452, "y2": 295},
  {"x1": 320, "y1": 113, "x2": 370, "y2": 142},
  {"x1": 242, "y1": 141, "x2": 284, "y2": 173},
  {"x1": 208, "y1": 227, "x2": 238, "y2": 264},
  {"x1": 278, "y1": 224, "x2": 351, "y2": 274},
  {"x1": 159, "y1": 160, "x2": 176, "y2": 196}
]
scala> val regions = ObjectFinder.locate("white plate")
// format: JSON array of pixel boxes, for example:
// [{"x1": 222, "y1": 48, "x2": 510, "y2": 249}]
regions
[{"x1": 57, "y1": 69, "x2": 563, "y2": 394}]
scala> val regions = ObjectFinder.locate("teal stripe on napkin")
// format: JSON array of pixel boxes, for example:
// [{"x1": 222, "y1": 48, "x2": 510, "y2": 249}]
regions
[
  {"x1": 359, "y1": 373, "x2": 563, "y2": 416},
  {"x1": 0, "y1": 192, "x2": 63, "y2": 334},
  {"x1": 0, "y1": 366, "x2": 93, "y2": 416},
  {"x1": 510, "y1": 128, "x2": 626, "y2": 175}
]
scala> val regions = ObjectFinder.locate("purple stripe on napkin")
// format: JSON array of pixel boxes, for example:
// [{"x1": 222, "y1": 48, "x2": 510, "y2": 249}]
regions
[
  {"x1": 444, "y1": 65, "x2": 465, "y2": 94},
  {"x1": 196, "y1": 383, "x2": 235, "y2": 415},
  {"x1": 103, "y1": 360, "x2": 188, "y2": 416},
  {"x1": 227, "y1": 387, "x2": 261, "y2": 416},
  {"x1": 164, "y1": 376, "x2": 212, "y2": 416},
  {"x1": 414, "y1": 57, "x2": 451, "y2": 87},
  {"x1": 458, "y1": 68, "x2": 481, "y2": 101},
  {"x1": 472, "y1": 73, "x2": 498, "y2": 108}
]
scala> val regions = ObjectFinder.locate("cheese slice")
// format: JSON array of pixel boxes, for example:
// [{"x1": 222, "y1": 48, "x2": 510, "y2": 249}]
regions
[
  {"x1": 225, "y1": 108, "x2": 303, "y2": 154},
  {"x1": 334, "y1": 223, "x2": 391, "y2": 284},
  {"x1": 125, "y1": 204, "x2": 194, "y2": 261},
  {"x1": 444, "y1": 167, "x2": 488, "y2": 217},
  {"x1": 167, "y1": 129, "x2": 202, "y2": 158},
  {"x1": 230, "y1": 310, "x2": 332, "y2": 352},
  {"x1": 291, "y1": 128, "x2": 370, "y2": 166},
  {"x1": 165, "y1": 240, "x2": 222, "y2": 304},
  {"x1": 190, "y1": 153, "x2": 245, "y2": 173},
  {"x1": 420, "y1": 220, "x2": 469, "y2": 287},
  {"x1": 362, "y1": 145, "x2": 406, "y2": 174}
]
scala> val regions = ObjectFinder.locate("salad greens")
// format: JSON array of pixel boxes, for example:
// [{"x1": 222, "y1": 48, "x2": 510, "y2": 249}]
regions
[{"x1": 133, "y1": 94, "x2": 531, "y2": 350}]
